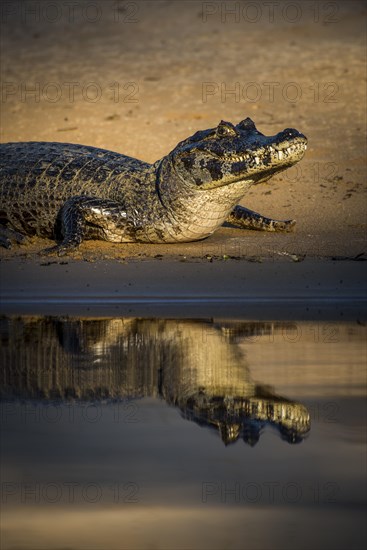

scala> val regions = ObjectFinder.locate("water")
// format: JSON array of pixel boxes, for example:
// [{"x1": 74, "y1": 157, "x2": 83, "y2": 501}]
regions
[{"x1": 1, "y1": 316, "x2": 366, "y2": 550}]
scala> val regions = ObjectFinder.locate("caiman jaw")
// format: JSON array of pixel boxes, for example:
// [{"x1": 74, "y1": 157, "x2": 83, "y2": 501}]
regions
[
  {"x1": 226, "y1": 137, "x2": 307, "y2": 167},
  {"x1": 168, "y1": 118, "x2": 308, "y2": 190}
]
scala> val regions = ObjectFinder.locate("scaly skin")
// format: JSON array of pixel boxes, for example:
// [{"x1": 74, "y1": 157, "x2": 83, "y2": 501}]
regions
[{"x1": 0, "y1": 117, "x2": 307, "y2": 254}]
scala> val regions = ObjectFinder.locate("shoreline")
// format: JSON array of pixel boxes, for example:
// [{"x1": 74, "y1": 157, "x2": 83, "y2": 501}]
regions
[{"x1": 1, "y1": 257, "x2": 365, "y2": 319}]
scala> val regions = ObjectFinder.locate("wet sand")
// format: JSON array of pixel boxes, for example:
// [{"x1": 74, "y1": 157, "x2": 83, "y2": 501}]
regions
[{"x1": 1, "y1": 257, "x2": 366, "y2": 319}]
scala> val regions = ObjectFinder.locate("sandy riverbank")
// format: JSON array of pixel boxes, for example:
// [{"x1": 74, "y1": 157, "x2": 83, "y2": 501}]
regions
[
  {"x1": 0, "y1": 1, "x2": 366, "y2": 262},
  {"x1": 0, "y1": 1, "x2": 366, "y2": 319}
]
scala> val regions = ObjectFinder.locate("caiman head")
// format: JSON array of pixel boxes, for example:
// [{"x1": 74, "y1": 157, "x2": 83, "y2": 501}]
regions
[{"x1": 167, "y1": 117, "x2": 307, "y2": 190}]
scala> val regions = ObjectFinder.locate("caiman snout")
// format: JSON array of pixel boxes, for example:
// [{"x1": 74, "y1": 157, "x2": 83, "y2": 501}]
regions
[{"x1": 275, "y1": 128, "x2": 307, "y2": 147}]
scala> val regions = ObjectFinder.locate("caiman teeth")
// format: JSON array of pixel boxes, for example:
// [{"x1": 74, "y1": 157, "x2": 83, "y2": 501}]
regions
[
  {"x1": 231, "y1": 154, "x2": 247, "y2": 162},
  {"x1": 274, "y1": 141, "x2": 291, "y2": 151},
  {"x1": 228, "y1": 139, "x2": 305, "y2": 164}
]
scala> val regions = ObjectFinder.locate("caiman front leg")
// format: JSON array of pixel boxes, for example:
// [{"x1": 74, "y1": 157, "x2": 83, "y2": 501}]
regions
[
  {"x1": 43, "y1": 196, "x2": 131, "y2": 256},
  {"x1": 227, "y1": 205, "x2": 296, "y2": 232}
]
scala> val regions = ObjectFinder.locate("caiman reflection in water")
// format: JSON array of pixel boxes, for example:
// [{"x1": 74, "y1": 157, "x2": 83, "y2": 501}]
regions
[{"x1": 0, "y1": 317, "x2": 310, "y2": 445}]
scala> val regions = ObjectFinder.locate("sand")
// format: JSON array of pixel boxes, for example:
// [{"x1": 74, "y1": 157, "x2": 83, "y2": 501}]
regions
[{"x1": 0, "y1": 0, "x2": 366, "y2": 307}]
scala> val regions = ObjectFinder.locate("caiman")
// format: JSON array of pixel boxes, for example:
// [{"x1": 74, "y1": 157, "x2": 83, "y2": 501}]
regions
[
  {"x1": 0, "y1": 117, "x2": 307, "y2": 255},
  {"x1": 1, "y1": 316, "x2": 311, "y2": 445}
]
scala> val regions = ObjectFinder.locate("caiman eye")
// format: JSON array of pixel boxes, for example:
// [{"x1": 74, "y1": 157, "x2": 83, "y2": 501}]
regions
[
  {"x1": 237, "y1": 117, "x2": 257, "y2": 132},
  {"x1": 215, "y1": 120, "x2": 238, "y2": 138}
]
